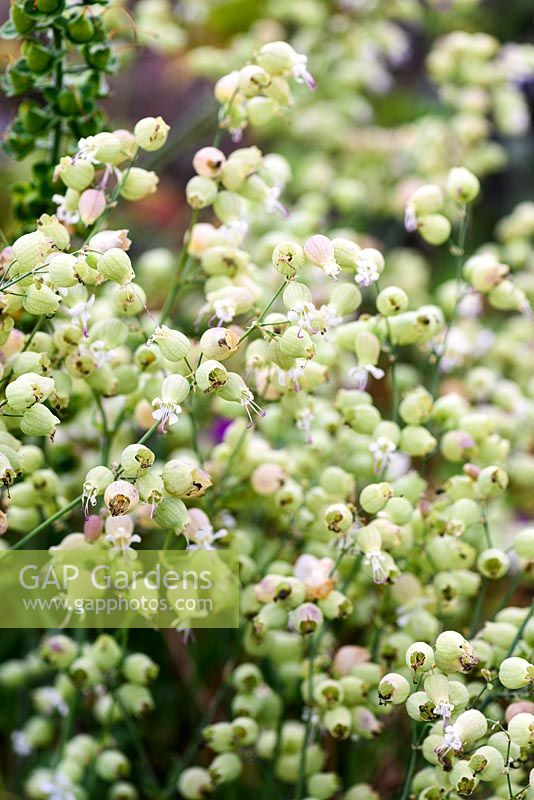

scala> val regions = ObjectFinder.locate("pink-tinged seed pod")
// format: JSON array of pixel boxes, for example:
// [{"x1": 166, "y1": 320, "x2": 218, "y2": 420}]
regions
[
  {"x1": 84, "y1": 514, "x2": 104, "y2": 543},
  {"x1": 193, "y1": 147, "x2": 226, "y2": 178},
  {"x1": 333, "y1": 646, "x2": 371, "y2": 676},
  {"x1": 250, "y1": 463, "x2": 285, "y2": 495},
  {"x1": 78, "y1": 189, "x2": 106, "y2": 225},
  {"x1": 104, "y1": 480, "x2": 139, "y2": 516},
  {"x1": 89, "y1": 229, "x2": 131, "y2": 253},
  {"x1": 304, "y1": 234, "x2": 340, "y2": 279},
  {"x1": 291, "y1": 601, "x2": 323, "y2": 635},
  {"x1": 505, "y1": 701, "x2": 534, "y2": 723}
]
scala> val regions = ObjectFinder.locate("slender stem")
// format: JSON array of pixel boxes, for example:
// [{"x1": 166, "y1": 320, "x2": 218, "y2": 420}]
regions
[
  {"x1": 10, "y1": 495, "x2": 82, "y2": 551},
  {"x1": 158, "y1": 209, "x2": 199, "y2": 326},
  {"x1": 295, "y1": 636, "x2": 315, "y2": 800},
  {"x1": 469, "y1": 577, "x2": 488, "y2": 637},
  {"x1": 481, "y1": 503, "x2": 492, "y2": 547},
  {"x1": 429, "y1": 205, "x2": 469, "y2": 398},
  {"x1": 51, "y1": 28, "x2": 64, "y2": 166},
  {"x1": 238, "y1": 282, "x2": 286, "y2": 345},
  {"x1": 93, "y1": 392, "x2": 112, "y2": 463},
  {"x1": 506, "y1": 605, "x2": 533, "y2": 658}
]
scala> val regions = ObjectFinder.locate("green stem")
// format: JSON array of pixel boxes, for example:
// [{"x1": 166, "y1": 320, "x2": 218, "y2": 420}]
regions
[
  {"x1": 295, "y1": 636, "x2": 315, "y2": 800},
  {"x1": 10, "y1": 495, "x2": 82, "y2": 551},
  {"x1": 51, "y1": 28, "x2": 64, "y2": 165},
  {"x1": 469, "y1": 577, "x2": 488, "y2": 637},
  {"x1": 429, "y1": 204, "x2": 469, "y2": 398},
  {"x1": 93, "y1": 392, "x2": 112, "y2": 463},
  {"x1": 159, "y1": 209, "x2": 199, "y2": 326},
  {"x1": 238, "y1": 282, "x2": 286, "y2": 345}
]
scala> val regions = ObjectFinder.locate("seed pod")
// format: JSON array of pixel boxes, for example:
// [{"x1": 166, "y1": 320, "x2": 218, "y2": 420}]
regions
[
  {"x1": 446, "y1": 167, "x2": 480, "y2": 203},
  {"x1": 21, "y1": 403, "x2": 60, "y2": 438},
  {"x1": 104, "y1": 480, "x2": 139, "y2": 517},
  {"x1": 95, "y1": 750, "x2": 131, "y2": 782},
  {"x1": 162, "y1": 460, "x2": 212, "y2": 498},
  {"x1": 120, "y1": 168, "x2": 159, "y2": 201},
  {"x1": 98, "y1": 249, "x2": 134, "y2": 286},
  {"x1": 134, "y1": 116, "x2": 170, "y2": 151},
  {"x1": 499, "y1": 657, "x2": 533, "y2": 690},
  {"x1": 377, "y1": 673, "x2": 410, "y2": 705},
  {"x1": 177, "y1": 767, "x2": 213, "y2": 800}
]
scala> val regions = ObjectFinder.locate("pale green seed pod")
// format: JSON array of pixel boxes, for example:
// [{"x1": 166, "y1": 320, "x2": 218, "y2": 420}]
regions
[
  {"x1": 359, "y1": 483, "x2": 393, "y2": 514},
  {"x1": 122, "y1": 653, "x2": 159, "y2": 685},
  {"x1": 200, "y1": 327, "x2": 240, "y2": 361},
  {"x1": 406, "y1": 691, "x2": 434, "y2": 721},
  {"x1": 499, "y1": 656, "x2": 533, "y2": 690},
  {"x1": 195, "y1": 360, "x2": 228, "y2": 393},
  {"x1": 449, "y1": 760, "x2": 478, "y2": 796},
  {"x1": 5, "y1": 373, "x2": 55, "y2": 413},
  {"x1": 418, "y1": 214, "x2": 452, "y2": 245},
  {"x1": 435, "y1": 630, "x2": 479, "y2": 674},
  {"x1": 344, "y1": 783, "x2": 379, "y2": 800},
  {"x1": 515, "y1": 528, "x2": 534, "y2": 560},
  {"x1": 20, "y1": 403, "x2": 60, "y2": 438},
  {"x1": 399, "y1": 425, "x2": 436, "y2": 457},
  {"x1": 463, "y1": 254, "x2": 508, "y2": 292},
  {"x1": 95, "y1": 749, "x2": 131, "y2": 782},
  {"x1": 446, "y1": 167, "x2": 480, "y2": 203},
  {"x1": 203, "y1": 721, "x2": 233, "y2": 753},
  {"x1": 23, "y1": 281, "x2": 61, "y2": 316},
  {"x1": 279, "y1": 327, "x2": 316, "y2": 360},
  {"x1": 114, "y1": 283, "x2": 147, "y2": 316},
  {"x1": 104, "y1": 479, "x2": 139, "y2": 516},
  {"x1": 186, "y1": 176, "x2": 218, "y2": 209},
  {"x1": 91, "y1": 634, "x2": 122, "y2": 670},
  {"x1": 47, "y1": 253, "x2": 80, "y2": 288},
  {"x1": 151, "y1": 325, "x2": 190, "y2": 362},
  {"x1": 231, "y1": 716, "x2": 259, "y2": 746},
  {"x1": 12, "y1": 231, "x2": 53, "y2": 270},
  {"x1": 377, "y1": 673, "x2": 410, "y2": 705},
  {"x1": 119, "y1": 444, "x2": 155, "y2": 478},
  {"x1": 160, "y1": 374, "x2": 190, "y2": 405},
  {"x1": 318, "y1": 590, "x2": 352, "y2": 620},
  {"x1": 162, "y1": 460, "x2": 212, "y2": 498},
  {"x1": 177, "y1": 767, "x2": 213, "y2": 800},
  {"x1": 40, "y1": 634, "x2": 78, "y2": 668},
  {"x1": 98, "y1": 249, "x2": 134, "y2": 286},
  {"x1": 329, "y1": 283, "x2": 362, "y2": 316},
  {"x1": 355, "y1": 331, "x2": 381, "y2": 367},
  {"x1": 134, "y1": 116, "x2": 170, "y2": 151},
  {"x1": 116, "y1": 683, "x2": 154, "y2": 718},
  {"x1": 376, "y1": 286, "x2": 408, "y2": 316},
  {"x1": 69, "y1": 656, "x2": 102, "y2": 687},
  {"x1": 209, "y1": 752, "x2": 242, "y2": 785},
  {"x1": 324, "y1": 503, "x2": 353, "y2": 533},
  {"x1": 475, "y1": 465, "x2": 509, "y2": 499},
  {"x1": 120, "y1": 168, "x2": 159, "y2": 201},
  {"x1": 323, "y1": 706, "x2": 352, "y2": 740},
  {"x1": 477, "y1": 548, "x2": 509, "y2": 579},
  {"x1": 405, "y1": 642, "x2": 435, "y2": 673},
  {"x1": 399, "y1": 387, "x2": 433, "y2": 425},
  {"x1": 153, "y1": 497, "x2": 188, "y2": 532},
  {"x1": 108, "y1": 782, "x2": 139, "y2": 800},
  {"x1": 381, "y1": 496, "x2": 413, "y2": 525},
  {"x1": 408, "y1": 185, "x2": 443, "y2": 215},
  {"x1": 307, "y1": 771, "x2": 341, "y2": 799},
  {"x1": 332, "y1": 237, "x2": 360, "y2": 270},
  {"x1": 468, "y1": 745, "x2": 504, "y2": 781},
  {"x1": 507, "y1": 712, "x2": 533, "y2": 748},
  {"x1": 57, "y1": 157, "x2": 95, "y2": 191},
  {"x1": 37, "y1": 214, "x2": 70, "y2": 250}
]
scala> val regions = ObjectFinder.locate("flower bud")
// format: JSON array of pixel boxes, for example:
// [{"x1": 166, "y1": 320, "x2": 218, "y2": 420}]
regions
[
  {"x1": 98, "y1": 249, "x2": 134, "y2": 286},
  {"x1": 332, "y1": 237, "x2": 360, "y2": 270},
  {"x1": 154, "y1": 497, "x2": 188, "y2": 532},
  {"x1": 120, "y1": 168, "x2": 159, "y2": 201},
  {"x1": 446, "y1": 167, "x2": 480, "y2": 203},
  {"x1": 151, "y1": 325, "x2": 190, "y2": 362},
  {"x1": 134, "y1": 116, "x2": 170, "y2": 151},
  {"x1": 78, "y1": 189, "x2": 106, "y2": 225}
]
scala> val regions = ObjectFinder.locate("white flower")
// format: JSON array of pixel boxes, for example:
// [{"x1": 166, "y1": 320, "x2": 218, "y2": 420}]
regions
[
  {"x1": 33, "y1": 687, "x2": 68, "y2": 717},
  {"x1": 287, "y1": 300, "x2": 318, "y2": 333},
  {"x1": 64, "y1": 294, "x2": 95, "y2": 336},
  {"x1": 152, "y1": 398, "x2": 182, "y2": 433},
  {"x1": 295, "y1": 406, "x2": 314, "y2": 442},
  {"x1": 363, "y1": 549, "x2": 388, "y2": 585},
  {"x1": 348, "y1": 364, "x2": 385, "y2": 390},
  {"x1": 11, "y1": 730, "x2": 32, "y2": 756},
  {"x1": 52, "y1": 194, "x2": 80, "y2": 225},
  {"x1": 291, "y1": 52, "x2": 317, "y2": 90},
  {"x1": 40, "y1": 772, "x2": 77, "y2": 800},
  {"x1": 76, "y1": 136, "x2": 99, "y2": 162},
  {"x1": 213, "y1": 298, "x2": 236, "y2": 325},
  {"x1": 370, "y1": 436, "x2": 396, "y2": 474},
  {"x1": 404, "y1": 203, "x2": 418, "y2": 233},
  {"x1": 187, "y1": 525, "x2": 228, "y2": 550},
  {"x1": 104, "y1": 515, "x2": 141, "y2": 557},
  {"x1": 240, "y1": 388, "x2": 266, "y2": 427},
  {"x1": 355, "y1": 255, "x2": 380, "y2": 287}
]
